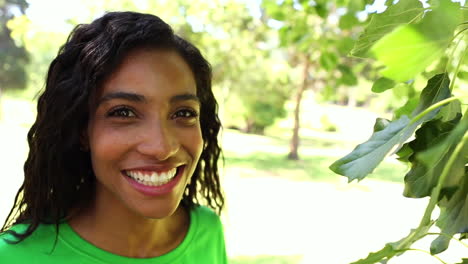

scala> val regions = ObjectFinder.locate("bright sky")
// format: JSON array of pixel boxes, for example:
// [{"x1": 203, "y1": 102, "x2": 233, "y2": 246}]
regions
[
  {"x1": 24, "y1": 0, "x2": 467, "y2": 32},
  {"x1": 24, "y1": 0, "x2": 87, "y2": 32}
]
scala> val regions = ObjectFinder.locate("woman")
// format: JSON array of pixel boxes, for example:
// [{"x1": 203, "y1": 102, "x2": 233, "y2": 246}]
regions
[{"x1": 0, "y1": 11, "x2": 226, "y2": 263}]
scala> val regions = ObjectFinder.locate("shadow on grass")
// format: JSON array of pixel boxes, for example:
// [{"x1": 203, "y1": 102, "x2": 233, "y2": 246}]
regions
[
  {"x1": 229, "y1": 255, "x2": 302, "y2": 264},
  {"x1": 269, "y1": 134, "x2": 345, "y2": 149},
  {"x1": 225, "y1": 151, "x2": 407, "y2": 183},
  {"x1": 225, "y1": 151, "x2": 334, "y2": 181}
]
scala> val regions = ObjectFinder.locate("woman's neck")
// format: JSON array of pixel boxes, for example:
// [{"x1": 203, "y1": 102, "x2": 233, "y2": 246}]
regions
[{"x1": 68, "y1": 192, "x2": 190, "y2": 258}]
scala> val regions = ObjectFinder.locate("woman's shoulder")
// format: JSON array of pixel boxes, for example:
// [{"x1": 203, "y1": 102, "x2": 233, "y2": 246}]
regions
[
  {"x1": 179, "y1": 205, "x2": 227, "y2": 263},
  {"x1": 193, "y1": 205, "x2": 220, "y2": 219},
  {"x1": 0, "y1": 223, "x2": 59, "y2": 261},
  {"x1": 190, "y1": 205, "x2": 225, "y2": 243},
  {"x1": 192, "y1": 205, "x2": 223, "y2": 229}
]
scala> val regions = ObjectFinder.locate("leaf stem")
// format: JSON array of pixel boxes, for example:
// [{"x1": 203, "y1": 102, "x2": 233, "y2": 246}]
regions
[
  {"x1": 449, "y1": 44, "x2": 468, "y2": 91},
  {"x1": 426, "y1": 233, "x2": 468, "y2": 248},
  {"x1": 416, "y1": 122, "x2": 468, "y2": 230},
  {"x1": 404, "y1": 248, "x2": 448, "y2": 264},
  {"x1": 409, "y1": 96, "x2": 466, "y2": 125},
  {"x1": 451, "y1": 27, "x2": 468, "y2": 44},
  {"x1": 446, "y1": 31, "x2": 464, "y2": 73}
]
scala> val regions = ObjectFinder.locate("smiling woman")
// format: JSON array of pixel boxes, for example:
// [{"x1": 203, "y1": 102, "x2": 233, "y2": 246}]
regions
[{"x1": 0, "y1": 11, "x2": 226, "y2": 263}]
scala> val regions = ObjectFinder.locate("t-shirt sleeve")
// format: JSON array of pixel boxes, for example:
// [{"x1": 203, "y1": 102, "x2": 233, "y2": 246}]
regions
[
  {"x1": 216, "y1": 217, "x2": 228, "y2": 264},
  {"x1": 0, "y1": 224, "x2": 56, "y2": 263},
  {"x1": 193, "y1": 206, "x2": 228, "y2": 264}
]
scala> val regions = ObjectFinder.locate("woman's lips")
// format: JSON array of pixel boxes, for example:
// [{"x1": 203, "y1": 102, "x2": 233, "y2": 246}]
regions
[{"x1": 123, "y1": 165, "x2": 185, "y2": 196}]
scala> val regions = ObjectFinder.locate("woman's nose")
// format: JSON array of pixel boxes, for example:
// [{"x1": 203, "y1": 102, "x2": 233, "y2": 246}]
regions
[{"x1": 136, "y1": 120, "x2": 180, "y2": 161}]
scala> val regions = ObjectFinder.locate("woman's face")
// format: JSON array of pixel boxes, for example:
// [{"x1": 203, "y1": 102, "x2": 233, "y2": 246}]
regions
[{"x1": 86, "y1": 48, "x2": 203, "y2": 219}]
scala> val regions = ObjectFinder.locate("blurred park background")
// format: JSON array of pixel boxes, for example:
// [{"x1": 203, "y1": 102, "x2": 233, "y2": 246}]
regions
[{"x1": 1, "y1": 0, "x2": 467, "y2": 263}]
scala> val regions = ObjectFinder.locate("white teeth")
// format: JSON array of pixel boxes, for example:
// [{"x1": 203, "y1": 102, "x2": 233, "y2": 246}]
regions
[
  {"x1": 126, "y1": 168, "x2": 178, "y2": 186},
  {"x1": 161, "y1": 172, "x2": 168, "y2": 181}
]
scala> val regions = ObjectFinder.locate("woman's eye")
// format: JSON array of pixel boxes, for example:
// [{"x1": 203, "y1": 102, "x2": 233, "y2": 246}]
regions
[
  {"x1": 107, "y1": 107, "x2": 136, "y2": 118},
  {"x1": 172, "y1": 109, "x2": 198, "y2": 119}
]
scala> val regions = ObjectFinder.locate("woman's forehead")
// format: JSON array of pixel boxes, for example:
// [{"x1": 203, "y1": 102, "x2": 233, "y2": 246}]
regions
[{"x1": 96, "y1": 49, "x2": 197, "y2": 101}]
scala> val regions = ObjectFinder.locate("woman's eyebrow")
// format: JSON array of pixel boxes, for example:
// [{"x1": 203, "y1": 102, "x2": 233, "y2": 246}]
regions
[
  {"x1": 97, "y1": 92, "x2": 200, "y2": 106},
  {"x1": 170, "y1": 93, "x2": 200, "y2": 104},
  {"x1": 97, "y1": 92, "x2": 146, "y2": 106}
]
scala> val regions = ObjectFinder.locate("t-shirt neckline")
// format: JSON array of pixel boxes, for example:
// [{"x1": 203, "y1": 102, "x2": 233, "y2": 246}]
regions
[{"x1": 57, "y1": 207, "x2": 198, "y2": 263}]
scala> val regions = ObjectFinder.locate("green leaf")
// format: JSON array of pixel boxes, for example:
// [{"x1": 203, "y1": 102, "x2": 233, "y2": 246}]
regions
[
  {"x1": 330, "y1": 115, "x2": 411, "y2": 180},
  {"x1": 351, "y1": 0, "x2": 424, "y2": 57},
  {"x1": 338, "y1": 64, "x2": 358, "y2": 86},
  {"x1": 297, "y1": 33, "x2": 314, "y2": 53},
  {"x1": 262, "y1": 0, "x2": 288, "y2": 21},
  {"x1": 402, "y1": 113, "x2": 462, "y2": 198},
  {"x1": 394, "y1": 96, "x2": 419, "y2": 119},
  {"x1": 391, "y1": 83, "x2": 412, "y2": 99},
  {"x1": 371, "y1": 77, "x2": 396, "y2": 93},
  {"x1": 347, "y1": 0, "x2": 366, "y2": 12},
  {"x1": 350, "y1": 222, "x2": 434, "y2": 263},
  {"x1": 278, "y1": 15, "x2": 310, "y2": 46},
  {"x1": 373, "y1": 118, "x2": 391, "y2": 132},
  {"x1": 321, "y1": 83, "x2": 334, "y2": 101},
  {"x1": 279, "y1": 26, "x2": 291, "y2": 46},
  {"x1": 337, "y1": 36, "x2": 355, "y2": 55},
  {"x1": 339, "y1": 12, "x2": 359, "y2": 30},
  {"x1": 330, "y1": 74, "x2": 451, "y2": 181},
  {"x1": 396, "y1": 143, "x2": 413, "y2": 162},
  {"x1": 431, "y1": 174, "x2": 468, "y2": 254},
  {"x1": 457, "y1": 71, "x2": 468, "y2": 80},
  {"x1": 455, "y1": 259, "x2": 468, "y2": 264},
  {"x1": 436, "y1": 99, "x2": 462, "y2": 122},
  {"x1": 410, "y1": 73, "x2": 451, "y2": 119},
  {"x1": 315, "y1": 3, "x2": 328, "y2": 18},
  {"x1": 429, "y1": 119, "x2": 468, "y2": 254},
  {"x1": 370, "y1": 1, "x2": 462, "y2": 81},
  {"x1": 429, "y1": 56, "x2": 449, "y2": 75},
  {"x1": 349, "y1": 244, "x2": 397, "y2": 264},
  {"x1": 319, "y1": 52, "x2": 339, "y2": 70}
]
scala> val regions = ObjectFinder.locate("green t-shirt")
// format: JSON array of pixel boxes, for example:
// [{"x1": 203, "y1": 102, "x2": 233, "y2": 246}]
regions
[{"x1": 0, "y1": 206, "x2": 227, "y2": 264}]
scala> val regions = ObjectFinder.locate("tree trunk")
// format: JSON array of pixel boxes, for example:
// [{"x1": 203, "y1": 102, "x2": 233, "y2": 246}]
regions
[
  {"x1": 243, "y1": 117, "x2": 254, "y2": 134},
  {"x1": 288, "y1": 57, "x2": 310, "y2": 160}
]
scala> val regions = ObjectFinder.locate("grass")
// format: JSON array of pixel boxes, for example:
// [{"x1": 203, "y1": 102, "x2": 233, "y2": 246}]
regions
[
  {"x1": 229, "y1": 255, "x2": 303, "y2": 264},
  {"x1": 225, "y1": 152, "x2": 334, "y2": 181},
  {"x1": 222, "y1": 129, "x2": 408, "y2": 184}
]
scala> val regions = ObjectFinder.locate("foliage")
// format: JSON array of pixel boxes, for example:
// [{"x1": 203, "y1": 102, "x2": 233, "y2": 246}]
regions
[
  {"x1": 7, "y1": 15, "x2": 68, "y2": 96},
  {"x1": 262, "y1": 0, "x2": 372, "y2": 96},
  {"x1": 0, "y1": 0, "x2": 29, "y2": 93},
  {"x1": 330, "y1": 73, "x2": 452, "y2": 181},
  {"x1": 185, "y1": 0, "x2": 292, "y2": 133},
  {"x1": 330, "y1": 0, "x2": 468, "y2": 263},
  {"x1": 6, "y1": 0, "x2": 290, "y2": 131},
  {"x1": 106, "y1": 0, "x2": 292, "y2": 133},
  {"x1": 261, "y1": 0, "x2": 381, "y2": 159}
]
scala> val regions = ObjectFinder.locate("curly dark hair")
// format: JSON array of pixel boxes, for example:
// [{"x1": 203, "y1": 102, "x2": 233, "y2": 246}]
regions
[{"x1": 1, "y1": 11, "x2": 224, "y2": 243}]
